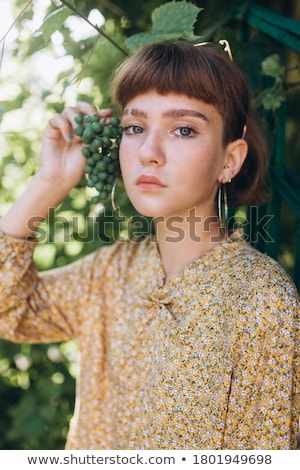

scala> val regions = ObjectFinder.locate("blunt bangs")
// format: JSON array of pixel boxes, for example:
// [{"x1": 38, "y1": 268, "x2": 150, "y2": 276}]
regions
[{"x1": 112, "y1": 41, "x2": 249, "y2": 144}]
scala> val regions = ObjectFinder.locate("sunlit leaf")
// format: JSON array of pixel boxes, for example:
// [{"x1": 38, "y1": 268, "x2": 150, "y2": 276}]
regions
[
  {"x1": 38, "y1": 6, "x2": 71, "y2": 42},
  {"x1": 125, "y1": 0, "x2": 203, "y2": 51}
]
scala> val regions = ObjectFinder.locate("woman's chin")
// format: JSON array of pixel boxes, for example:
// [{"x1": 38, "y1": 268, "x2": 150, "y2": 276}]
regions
[{"x1": 128, "y1": 199, "x2": 164, "y2": 218}]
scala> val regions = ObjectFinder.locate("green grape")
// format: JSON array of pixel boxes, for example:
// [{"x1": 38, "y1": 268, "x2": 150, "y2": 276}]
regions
[
  {"x1": 96, "y1": 161, "x2": 107, "y2": 171},
  {"x1": 99, "y1": 190, "x2": 109, "y2": 200},
  {"x1": 82, "y1": 129, "x2": 95, "y2": 144},
  {"x1": 110, "y1": 148, "x2": 119, "y2": 161},
  {"x1": 90, "y1": 114, "x2": 100, "y2": 122},
  {"x1": 91, "y1": 195, "x2": 101, "y2": 204},
  {"x1": 81, "y1": 146, "x2": 91, "y2": 158},
  {"x1": 74, "y1": 125, "x2": 84, "y2": 137},
  {"x1": 109, "y1": 127, "x2": 120, "y2": 139},
  {"x1": 91, "y1": 175, "x2": 99, "y2": 183},
  {"x1": 107, "y1": 163, "x2": 115, "y2": 174},
  {"x1": 101, "y1": 136, "x2": 113, "y2": 148},
  {"x1": 102, "y1": 155, "x2": 111, "y2": 165},
  {"x1": 98, "y1": 172, "x2": 108, "y2": 182},
  {"x1": 95, "y1": 182, "x2": 103, "y2": 192},
  {"x1": 89, "y1": 138, "x2": 102, "y2": 153},
  {"x1": 92, "y1": 152, "x2": 100, "y2": 163},
  {"x1": 84, "y1": 164, "x2": 93, "y2": 173},
  {"x1": 75, "y1": 111, "x2": 122, "y2": 205},
  {"x1": 86, "y1": 159, "x2": 93, "y2": 168},
  {"x1": 103, "y1": 126, "x2": 114, "y2": 137},
  {"x1": 74, "y1": 114, "x2": 84, "y2": 124},
  {"x1": 92, "y1": 122, "x2": 103, "y2": 134},
  {"x1": 110, "y1": 117, "x2": 120, "y2": 126},
  {"x1": 107, "y1": 174, "x2": 115, "y2": 184}
]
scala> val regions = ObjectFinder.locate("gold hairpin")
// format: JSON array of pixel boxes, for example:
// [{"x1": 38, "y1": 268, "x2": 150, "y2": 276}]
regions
[{"x1": 193, "y1": 39, "x2": 233, "y2": 61}]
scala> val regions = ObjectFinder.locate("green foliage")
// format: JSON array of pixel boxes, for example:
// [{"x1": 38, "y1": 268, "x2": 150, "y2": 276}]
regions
[
  {"x1": 262, "y1": 54, "x2": 285, "y2": 77},
  {"x1": 255, "y1": 81, "x2": 286, "y2": 111},
  {"x1": 0, "y1": 340, "x2": 76, "y2": 449},
  {"x1": 38, "y1": 7, "x2": 71, "y2": 43},
  {"x1": 256, "y1": 54, "x2": 286, "y2": 111},
  {"x1": 125, "y1": 0, "x2": 203, "y2": 51}
]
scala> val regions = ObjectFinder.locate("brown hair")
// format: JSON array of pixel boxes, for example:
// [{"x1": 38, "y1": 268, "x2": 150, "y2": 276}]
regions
[{"x1": 111, "y1": 41, "x2": 269, "y2": 206}]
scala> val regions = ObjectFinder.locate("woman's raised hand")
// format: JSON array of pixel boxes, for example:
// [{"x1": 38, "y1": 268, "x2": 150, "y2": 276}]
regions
[
  {"x1": 0, "y1": 103, "x2": 112, "y2": 238},
  {"x1": 39, "y1": 102, "x2": 112, "y2": 195}
]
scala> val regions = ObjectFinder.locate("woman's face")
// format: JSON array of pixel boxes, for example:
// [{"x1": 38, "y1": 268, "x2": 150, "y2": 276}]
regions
[{"x1": 119, "y1": 91, "x2": 227, "y2": 220}]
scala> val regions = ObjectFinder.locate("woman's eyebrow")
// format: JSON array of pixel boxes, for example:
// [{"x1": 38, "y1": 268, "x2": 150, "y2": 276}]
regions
[
  {"x1": 122, "y1": 107, "x2": 208, "y2": 121},
  {"x1": 162, "y1": 108, "x2": 208, "y2": 121},
  {"x1": 122, "y1": 107, "x2": 209, "y2": 123},
  {"x1": 122, "y1": 108, "x2": 148, "y2": 118}
]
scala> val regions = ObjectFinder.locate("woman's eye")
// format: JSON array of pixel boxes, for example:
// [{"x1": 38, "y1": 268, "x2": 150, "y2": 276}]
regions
[
  {"x1": 122, "y1": 125, "x2": 143, "y2": 135},
  {"x1": 174, "y1": 126, "x2": 196, "y2": 137}
]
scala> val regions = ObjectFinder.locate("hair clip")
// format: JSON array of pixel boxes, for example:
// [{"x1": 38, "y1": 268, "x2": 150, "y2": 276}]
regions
[{"x1": 193, "y1": 39, "x2": 233, "y2": 61}]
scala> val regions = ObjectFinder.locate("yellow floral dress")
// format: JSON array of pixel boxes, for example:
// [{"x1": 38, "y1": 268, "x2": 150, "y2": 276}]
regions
[{"x1": 0, "y1": 229, "x2": 299, "y2": 450}]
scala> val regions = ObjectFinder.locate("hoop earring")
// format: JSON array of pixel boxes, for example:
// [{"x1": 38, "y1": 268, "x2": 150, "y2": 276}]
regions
[
  {"x1": 217, "y1": 183, "x2": 228, "y2": 228},
  {"x1": 111, "y1": 179, "x2": 118, "y2": 212}
]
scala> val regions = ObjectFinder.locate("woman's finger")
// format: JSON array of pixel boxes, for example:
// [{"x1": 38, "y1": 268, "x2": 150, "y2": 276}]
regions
[
  {"x1": 97, "y1": 108, "x2": 113, "y2": 117},
  {"x1": 75, "y1": 102, "x2": 113, "y2": 121},
  {"x1": 46, "y1": 102, "x2": 115, "y2": 143},
  {"x1": 75, "y1": 101, "x2": 98, "y2": 116},
  {"x1": 46, "y1": 113, "x2": 73, "y2": 142}
]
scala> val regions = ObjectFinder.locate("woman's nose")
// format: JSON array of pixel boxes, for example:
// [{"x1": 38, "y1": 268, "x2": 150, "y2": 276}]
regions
[{"x1": 139, "y1": 130, "x2": 166, "y2": 166}]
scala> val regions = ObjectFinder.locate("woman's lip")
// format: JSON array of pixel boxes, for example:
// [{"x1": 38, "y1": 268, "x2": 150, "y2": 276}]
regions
[{"x1": 135, "y1": 174, "x2": 166, "y2": 187}]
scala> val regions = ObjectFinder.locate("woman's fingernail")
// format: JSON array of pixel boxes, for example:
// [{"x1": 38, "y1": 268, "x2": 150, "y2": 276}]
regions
[{"x1": 67, "y1": 133, "x2": 72, "y2": 141}]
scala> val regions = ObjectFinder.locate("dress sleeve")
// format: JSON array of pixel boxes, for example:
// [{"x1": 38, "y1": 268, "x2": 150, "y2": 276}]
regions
[
  {"x1": 0, "y1": 231, "x2": 104, "y2": 344},
  {"x1": 223, "y1": 271, "x2": 300, "y2": 450}
]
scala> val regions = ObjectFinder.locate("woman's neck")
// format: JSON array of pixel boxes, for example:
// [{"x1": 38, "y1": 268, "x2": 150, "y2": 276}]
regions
[{"x1": 155, "y1": 210, "x2": 226, "y2": 283}]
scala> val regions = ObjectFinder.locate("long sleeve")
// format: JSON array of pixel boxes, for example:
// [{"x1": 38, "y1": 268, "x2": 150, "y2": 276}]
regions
[
  {"x1": 223, "y1": 271, "x2": 300, "y2": 449},
  {"x1": 0, "y1": 231, "x2": 102, "y2": 343}
]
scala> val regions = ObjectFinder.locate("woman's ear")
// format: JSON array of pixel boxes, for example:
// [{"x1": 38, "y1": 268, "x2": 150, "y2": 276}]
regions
[{"x1": 218, "y1": 139, "x2": 248, "y2": 183}]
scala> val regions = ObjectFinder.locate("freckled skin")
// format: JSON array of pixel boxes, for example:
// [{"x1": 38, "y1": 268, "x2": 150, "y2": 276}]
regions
[{"x1": 120, "y1": 91, "x2": 226, "y2": 220}]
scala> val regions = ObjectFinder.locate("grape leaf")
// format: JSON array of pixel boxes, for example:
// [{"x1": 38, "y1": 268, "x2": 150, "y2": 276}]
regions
[
  {"x1": 255, "y1": 82, "x2": 286, "y2": 111},
  {"x1": 125, "y1": 1, "x2": 203, "y2": 52},
  {"x1": 38, "y1": 7, "x2": 71, "y2": 42},
  {"x1": 262, "y1": 54, "x2": 285, "y2": 78}
]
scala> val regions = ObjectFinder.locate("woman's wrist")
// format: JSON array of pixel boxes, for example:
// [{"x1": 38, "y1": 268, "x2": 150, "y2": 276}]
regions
[{"x1": 0, "y1": 173, "x2": 71, "y2": 239}]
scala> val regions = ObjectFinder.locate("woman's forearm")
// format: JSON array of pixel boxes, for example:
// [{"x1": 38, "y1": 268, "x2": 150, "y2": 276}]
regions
[{"x1": 0, "y1": 172, "x2": 70, "y2": 238}]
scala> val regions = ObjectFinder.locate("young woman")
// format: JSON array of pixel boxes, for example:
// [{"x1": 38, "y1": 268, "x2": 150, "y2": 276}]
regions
[{"x1": 0, "y1": 41, "x2": 299, "y2": 450}]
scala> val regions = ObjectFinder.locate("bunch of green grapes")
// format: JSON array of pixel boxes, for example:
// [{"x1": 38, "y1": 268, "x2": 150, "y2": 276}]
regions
[{"x1": 74, "y1": 113, "x2": 122, "y2": 205}]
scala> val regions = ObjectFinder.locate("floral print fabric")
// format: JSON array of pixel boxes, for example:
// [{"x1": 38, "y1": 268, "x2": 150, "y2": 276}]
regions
[{"x1": 0, "y1": 229, "x2": 299, "y2": 449}]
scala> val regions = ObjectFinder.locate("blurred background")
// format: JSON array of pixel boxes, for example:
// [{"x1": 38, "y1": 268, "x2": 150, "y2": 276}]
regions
[{"x1": 0, "y1": 0, "x2": 299, "y2": 449}]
